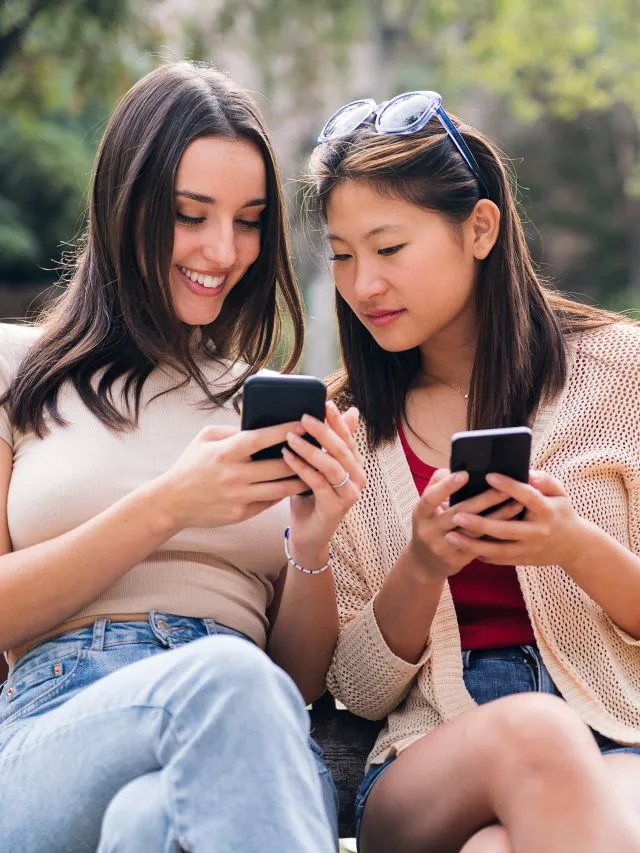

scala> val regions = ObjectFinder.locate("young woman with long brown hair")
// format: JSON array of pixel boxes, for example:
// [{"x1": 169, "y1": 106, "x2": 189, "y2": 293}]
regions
[
  {"x1": 0, "y1": 62, "x2": 366, "y2": 853},
  {"x1": 308, "y1": 92, "x2": 640, "y2": 852}
]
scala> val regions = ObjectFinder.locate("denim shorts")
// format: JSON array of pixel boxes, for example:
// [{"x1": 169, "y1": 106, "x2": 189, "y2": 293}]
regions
[{"x1": 353, "y1": 644, "x2": 640, "y2": 843}]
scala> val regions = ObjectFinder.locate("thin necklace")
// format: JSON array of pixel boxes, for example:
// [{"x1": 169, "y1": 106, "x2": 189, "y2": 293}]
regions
[{"x1": 425, "y1": 375, "x2": 470, "y2": 400}]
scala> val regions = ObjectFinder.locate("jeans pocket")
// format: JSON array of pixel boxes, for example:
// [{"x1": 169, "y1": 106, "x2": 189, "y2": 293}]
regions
[{"x1": 0, "y1": 649, "x2": 85, "y2": 727}]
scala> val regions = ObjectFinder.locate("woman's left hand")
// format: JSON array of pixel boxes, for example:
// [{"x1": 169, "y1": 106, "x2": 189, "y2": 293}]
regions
[
  {"x1": 443, "y1": 470, "x2": 585, "y2": 568},
  {"x1": 281, "y1": 400, "x2": 366, "y2": 560}
]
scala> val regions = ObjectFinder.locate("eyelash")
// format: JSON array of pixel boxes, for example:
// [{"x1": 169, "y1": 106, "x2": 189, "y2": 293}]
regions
[
  {"x1": 176, "y1": 213, "x2": 262, "y2": 230},
  {"x1": 378, "y1": 244, "x2": 405, "y2": 256},
  {"x1": 329, "y1": 244, "x2": 405, "y2": 262},
  {"x1": 177, "y1": 213, "x2": 205, "y2": 226}
]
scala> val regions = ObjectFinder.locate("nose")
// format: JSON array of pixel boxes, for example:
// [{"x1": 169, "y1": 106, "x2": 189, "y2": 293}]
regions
[
  {"x1": 202, "y1": 221, "x2": 236, "y2": 270},
  {"x1": 352, "y1": 259, "x2": 387, "y2": 301}
]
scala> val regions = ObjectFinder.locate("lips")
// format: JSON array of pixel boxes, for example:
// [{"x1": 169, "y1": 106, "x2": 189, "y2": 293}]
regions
[
  {"x1": 176, "y1": 265, "x2": 228, "y2": 298},
  {"x1": 364, "y1": 309, "x2": 406, "y2": 327},
  {"x1": 178, "y1": 265, "x2": 226, "y2": 289}
]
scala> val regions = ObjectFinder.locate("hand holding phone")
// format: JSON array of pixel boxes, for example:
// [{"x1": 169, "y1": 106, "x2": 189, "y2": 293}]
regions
[
  {"x1": 450, "y1": 426, "x2": 532, "y2": 509},
  {"x1": 404, "y1": 427, "x2": 532, "y2": 580},
  {"x1": 241, "y1": 374, "x2": 327, "y2": 461}
]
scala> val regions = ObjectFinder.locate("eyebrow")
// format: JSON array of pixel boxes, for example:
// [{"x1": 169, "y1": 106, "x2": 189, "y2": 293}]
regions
[
  {"x1": 327, "y1": 224, "x2": 403, "y2": 242},
  {"x1": 176, "y1": 190, "x2": 267, "y2": 208}
]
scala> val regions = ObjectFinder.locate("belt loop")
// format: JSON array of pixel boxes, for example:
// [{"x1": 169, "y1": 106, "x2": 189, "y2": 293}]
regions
[
  {"x1": 461, "y1": 649, "x2": 472, "y2": 669},
  {"x1": 521, "y1": 644, "x2": 541, "y2": 690},
  {"x1": 90, "y1": 619, "x2": 109, "y2": 652},
  {"x1": 202, "y1": 618, "x2": 217, "y2": 636}
]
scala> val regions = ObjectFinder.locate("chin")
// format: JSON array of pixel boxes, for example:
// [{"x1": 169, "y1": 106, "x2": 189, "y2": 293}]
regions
[
  {"x1": 369, "y1": 329, "x2": 426, "y2": 353},
  {"x1": 173, "y1": 301, "x2": 223, "y2": 327}
]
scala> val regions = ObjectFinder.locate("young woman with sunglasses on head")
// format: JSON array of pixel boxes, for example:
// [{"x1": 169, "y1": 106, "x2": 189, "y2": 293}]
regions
[
  {"x1": 308, "y1": 91, "x2": 640, "y2": 853},
  {"x1": 0, "y1": 62, "x2": 366, "y2": 853}
]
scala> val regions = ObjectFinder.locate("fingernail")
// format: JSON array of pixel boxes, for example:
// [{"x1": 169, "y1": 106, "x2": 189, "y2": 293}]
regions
[
  {"x1": 287, "y1": 431, "x2": 300, "y2": 444},
  {"x1": 445, "y1": 532, "x2": 462, "y2": 546},
  {"x1": 486, "y1": 473, "x2": 501, "y2": 486},
  {"x1": 452, "y1": 513, "x2": 469, "y2": 525},
  {"x1": 454, "y1": 472, "x2": 467, "y2": 484},
  {"x1": 301, "y1": 414, "x2": 319, "y2": 427},
  {"x1": 327, "y1": 400, "x2": 339, "y2": 413},
  {"x1": 292, "y1": 422, "x2": 305, "y2": 435}
]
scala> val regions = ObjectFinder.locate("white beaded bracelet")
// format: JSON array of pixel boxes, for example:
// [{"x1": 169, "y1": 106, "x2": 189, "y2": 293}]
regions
[{"x1": 284, "y1": 527, "x2": 331, "y2": 575}]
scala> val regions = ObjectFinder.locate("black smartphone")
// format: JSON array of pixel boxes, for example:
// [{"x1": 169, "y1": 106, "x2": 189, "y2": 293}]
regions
[
  {"x1": 449, "y1": 426, "x2": 532, "y2": 508},
  {"x1": 241, "y1": 374, "x2": 327, "y2": 461}
]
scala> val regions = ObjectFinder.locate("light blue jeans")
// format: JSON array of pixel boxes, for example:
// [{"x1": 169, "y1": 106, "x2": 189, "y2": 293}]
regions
[{"x1": 0, "y1": 612, "x2": 339, "y2": 852}]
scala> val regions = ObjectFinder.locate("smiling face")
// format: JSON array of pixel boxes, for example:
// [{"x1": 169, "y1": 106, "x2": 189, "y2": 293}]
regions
[
  {"x1": 325, "y1": 180, "x2": 487, "y2": 358},
  {"x1": 169, "y1": 136, "x2": 267, "y2": 326}
]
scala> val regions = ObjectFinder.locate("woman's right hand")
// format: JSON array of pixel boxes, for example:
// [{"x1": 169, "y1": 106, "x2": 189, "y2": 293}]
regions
[
  {"x1": 158, "y1": 422, "x2": 308, "y2": 530},
  {"x1": 409, "y1": 469, "x2": 524, "y2": 580}
]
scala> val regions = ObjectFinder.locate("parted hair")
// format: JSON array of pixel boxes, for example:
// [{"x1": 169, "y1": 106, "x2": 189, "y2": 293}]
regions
[
  {"x1": 308, "y1": 116, "x2": 624, "y2": 448},
  {"x1": 4, "y1": 61, "x2": 304, "y2": 436}
]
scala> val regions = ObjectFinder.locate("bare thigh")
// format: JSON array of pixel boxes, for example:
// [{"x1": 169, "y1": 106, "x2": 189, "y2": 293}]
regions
[
  {"x1": 359, "y1": 693, "x2": 605, "y2": 853},
  {"x1": 459, "y1": 826, "x2": 512, "y2": 853},
  {"x1": 605, "y1": 753, "x2": 640, "y2": 812},
  {"x1": 452, "y1": 753, "x2": 640, "y2": 853}
]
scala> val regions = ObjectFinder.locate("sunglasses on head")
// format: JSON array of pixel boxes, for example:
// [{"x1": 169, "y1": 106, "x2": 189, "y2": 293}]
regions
[{"x1": 318, "y1": 90, "x2": 487, "y2": 196}]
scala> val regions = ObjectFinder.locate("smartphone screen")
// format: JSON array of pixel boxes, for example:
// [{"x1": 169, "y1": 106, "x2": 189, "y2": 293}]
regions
[
  {"x1": 241, "y1": 374, "x2": 327, "y2": 461},
  {"x1": 450, "y1": 426, "x2": 532, "y2": 507}
]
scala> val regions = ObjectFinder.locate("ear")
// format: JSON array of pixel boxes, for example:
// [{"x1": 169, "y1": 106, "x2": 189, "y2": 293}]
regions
[{"x1": 470, "y1": 199, "x2": 500, "y2": 260}]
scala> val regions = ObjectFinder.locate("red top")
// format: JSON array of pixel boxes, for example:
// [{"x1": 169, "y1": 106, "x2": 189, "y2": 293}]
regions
[{"x1": 399, "y1": 425, "x2": 535, "y2": 650}]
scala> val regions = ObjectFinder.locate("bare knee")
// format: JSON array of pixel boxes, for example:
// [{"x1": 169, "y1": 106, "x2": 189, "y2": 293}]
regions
[
  {"x1": 480, "y1": 693, "x2": 599, "y2": 794},
  {"x1": 459, "y1": 825, "x2": 512, "y2": 853}
]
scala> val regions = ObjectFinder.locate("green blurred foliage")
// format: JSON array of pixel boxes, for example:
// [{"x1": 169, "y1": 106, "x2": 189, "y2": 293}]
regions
[
  {"x1": 208, "y1": 0, "x2": 640, "y2": 305},
  {"x1": 1, "y1": 0, "x2": 639, "y2": 308},
  {"x1": 0, "y1": 0, "x2": 159, "y2": 281},
  {"x1": 0, "y1": 113, "x2": 94, "y2": 273}
]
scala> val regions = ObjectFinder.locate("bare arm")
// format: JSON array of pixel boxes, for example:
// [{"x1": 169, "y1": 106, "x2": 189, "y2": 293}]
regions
[
  {"x1": 372, "y1": 545, "x2": 445, "y2": 664},
  {"x1": 267, "y1": 552, "x2": 338, "y2": 704},
  {"x1": 0, "y1": 444, "x2": 179, "y2": 650},
  {"x1": 371, "y1": 473, "x2": 524, "y2": 664},
  {"x1": 267, "y1": 403, "x2": 365, "y2": 703},
  {"x1": 327, "y1": 473, "x2": 523, "y2": 719},
  {"x1": 0, "y1": 421, "x2": 310, "y2": 652}
]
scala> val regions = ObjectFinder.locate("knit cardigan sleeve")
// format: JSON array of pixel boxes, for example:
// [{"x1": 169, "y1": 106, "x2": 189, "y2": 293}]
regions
[
  {"x1": 604, "y1": 472, "x2": 640, "y2": 646},
  {"x1": 326, "y1": 421, "x2": 433, "y2": 720},
  {"x1": 327, "y1": 519, "x2": 431, "y2": 719}
]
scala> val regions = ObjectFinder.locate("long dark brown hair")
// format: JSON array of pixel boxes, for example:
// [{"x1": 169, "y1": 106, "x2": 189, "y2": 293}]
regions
[
  {"x1": 4, "y1": 61, "x2": 304, "y2": 436},
  {"x1": 308, "y1": 116, "x2": 624, "y2": 448}
]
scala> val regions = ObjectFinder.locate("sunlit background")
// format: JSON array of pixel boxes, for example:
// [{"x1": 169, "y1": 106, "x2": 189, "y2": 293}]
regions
[{"x1": 1, "y1": 0, "x2": 639, "y2": 381}]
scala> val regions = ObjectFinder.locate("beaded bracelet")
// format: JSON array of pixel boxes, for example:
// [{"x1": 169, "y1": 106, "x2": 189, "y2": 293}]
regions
[{"x1": 284, "y1": 527, "x2": 331, "y2": 575}]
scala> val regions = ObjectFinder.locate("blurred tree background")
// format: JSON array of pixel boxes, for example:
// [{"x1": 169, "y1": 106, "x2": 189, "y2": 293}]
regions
[{"x1": 1, "y1": 0, "x2": 639, "y2": 372}]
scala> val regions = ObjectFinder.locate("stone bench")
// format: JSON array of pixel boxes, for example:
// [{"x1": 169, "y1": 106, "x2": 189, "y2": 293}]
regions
[{"x1": 310, "y1": 691, "x2": 383, "y2": 839}]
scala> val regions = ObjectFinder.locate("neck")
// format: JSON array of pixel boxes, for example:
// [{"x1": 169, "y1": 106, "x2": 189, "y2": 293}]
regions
[{"x1": 417, "y1": 324, "x2": 476, "y2": 392}]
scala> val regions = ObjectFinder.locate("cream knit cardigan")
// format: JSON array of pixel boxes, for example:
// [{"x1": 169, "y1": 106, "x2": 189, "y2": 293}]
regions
[{"x1": 327, "y1": 323, "x2": 640, "y2": 769}]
